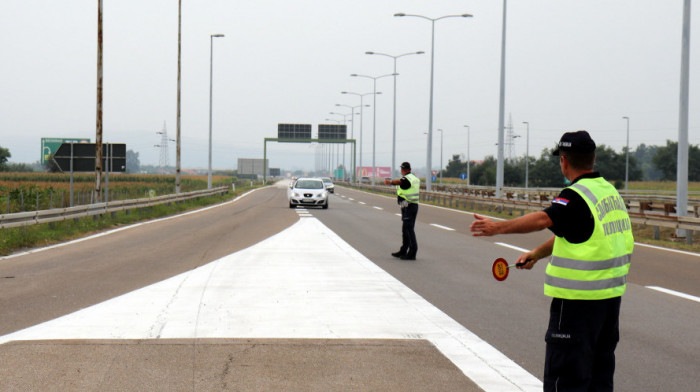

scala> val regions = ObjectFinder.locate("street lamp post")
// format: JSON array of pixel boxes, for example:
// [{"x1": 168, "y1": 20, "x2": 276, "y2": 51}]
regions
[
  {"x1": 329, "y1": 111, "x2": 356, "y2": 177},
  {"x1": 208, "y1": 33, "x2": 224, "y2": 189},
  {"x1": 365, "y1": 51, "x2": 424, "y2": 177},
  {"x1": 351, "y1": 73, "x2": 394, "y2": 185},
  {"x1": 522, "y1": 121, "x2": 529, "y2": 188},
  {"x1": 437, "y1": 129, "x2": 443, "y2": 184},
  {"x1": 622, "y1": 116, "x2": 630, "y2": 191},
  {"x1": 395, "y1": 12, "x2": 472, "y2": 191},
  {"x1": 342, "y1": 91, "x2": 379, "y2": 182},
  {"x1": 325, "y1": 118, "x2": 343, "y2": 175},
  {"x1": 337, "y1": 103, "x2": 368, "y2": 180},
  {"x1": 464, "y1": 125, "x2": 470, "y2": 186}
]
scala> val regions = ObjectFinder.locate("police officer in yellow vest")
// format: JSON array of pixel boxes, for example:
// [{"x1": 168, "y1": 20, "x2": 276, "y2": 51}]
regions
[
  {"x1": 384, "y1": 161, "x2": 420, "y2": 260},
  {"x1": 470, "y1": 131, "x2": 633, "y2": 392}
]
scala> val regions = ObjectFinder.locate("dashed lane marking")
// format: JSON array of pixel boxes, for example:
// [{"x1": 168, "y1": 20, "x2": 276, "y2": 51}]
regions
[{"x1": 430, "y1": 223, "x2": 455, "y2": 231}]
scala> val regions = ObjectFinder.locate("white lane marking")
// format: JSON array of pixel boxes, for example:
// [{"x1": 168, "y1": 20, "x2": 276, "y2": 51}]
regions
[
  {"x1": 395, "y1": 213, "x2": 401, "y2": 217},
  {"x1": 497, "y1": 244, "x2": 700, "y2": 304},
  {"x1": 430, "y1": 223, "x2": 455, "y2": 231},
  {"x1": 634, "y1": 243, "x2": 700, "y2": 258},
  {"x1": 359, "y1": 201, "x2": 366, "y2": 205},
  {"x1": 348, "y1": 198, "x2": 354, "y2": 201},
  {"x1": 373, "y1": 206, "x2": 383, "y2": 210},
  {"x1": 0, "y1": 187, "x2": 266, "y2": 261},
  {"x1": 495, "y1": 242, "x2": 530, "y2": 253},
  {"x1": 0, "y1": 218, "x2": 541, "y2": 392},
  {"x1": 646, "y1": 286, "x2": 700, "y2": 303}
]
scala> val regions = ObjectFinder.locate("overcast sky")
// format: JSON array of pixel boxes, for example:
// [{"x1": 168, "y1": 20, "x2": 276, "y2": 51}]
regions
[{"x1": 1, "y1": 1, "x2": 698, "y2": 175}]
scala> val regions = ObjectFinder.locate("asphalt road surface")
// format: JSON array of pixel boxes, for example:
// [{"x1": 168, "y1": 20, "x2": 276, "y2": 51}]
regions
[{"x1": 0, "y1": 182, "x2": 697, "y2": 391}]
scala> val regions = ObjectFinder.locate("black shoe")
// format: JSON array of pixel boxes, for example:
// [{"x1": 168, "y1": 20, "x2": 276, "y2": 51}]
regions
[
  {"x1": 400, "y1": 254, "x2": 416, "y2": 260},
  {"x1": 391, "y1": 251, "x2": 405, "y2": 258}
]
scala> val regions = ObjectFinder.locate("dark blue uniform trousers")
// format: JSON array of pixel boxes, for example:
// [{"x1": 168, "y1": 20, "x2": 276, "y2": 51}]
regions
[
  {"x1": 544, "y1": 296, "x2": 621, "y2": 392},
  {"x1": 400, "y1": 202, "x2": 418, "y2": 256}
]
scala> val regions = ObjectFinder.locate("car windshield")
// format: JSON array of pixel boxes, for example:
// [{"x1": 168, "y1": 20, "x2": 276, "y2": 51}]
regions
[
  {"x1": 295, "y1": 180, "x2": 324, "y2": 189},
  {"x1": 322, "y1": 178, "x2": 333, "y2": 184}
]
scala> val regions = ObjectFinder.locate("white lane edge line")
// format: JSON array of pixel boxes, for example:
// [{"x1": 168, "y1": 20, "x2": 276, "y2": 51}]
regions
[
  {"x1": 634, "y1": 242, "x2": 700, "y2": 258},
  {"x1": 373, "y1": 206, "x2": 383, "y2": 210},
  {"x1": 646, "y1": 286, "x2": 700, "y2": 303},
  {"x1": 395, "y1": 213, "x2": 401, "y2": 217},
  {"x1": 430, "y1": 223, "x2": 455, "y2": 231},
  {"x1": 358, "y1": 201, "x2": 366, "y2": 205},
  {"x1": 495, "y1": 242, "x2": 530, "y2": 253}
]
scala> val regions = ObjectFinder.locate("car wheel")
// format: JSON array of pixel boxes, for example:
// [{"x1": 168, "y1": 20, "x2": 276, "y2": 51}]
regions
[
  {"x1": 322, "y1": 201, "x2": 329, "y2": 209},
  {"x1": 289, "y1": 203, "x2": 295, "y2": 208}
]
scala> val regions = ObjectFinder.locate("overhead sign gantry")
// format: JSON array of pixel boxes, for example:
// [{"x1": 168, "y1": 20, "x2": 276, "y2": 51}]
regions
[{"x1": 263, "y1": 124, "x2": 356, "y2": 183}]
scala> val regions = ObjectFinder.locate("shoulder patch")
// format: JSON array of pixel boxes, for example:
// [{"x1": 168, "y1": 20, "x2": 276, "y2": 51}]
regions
[{"x1": 552, "y1": 197, "x2": 569, "y2": 206}]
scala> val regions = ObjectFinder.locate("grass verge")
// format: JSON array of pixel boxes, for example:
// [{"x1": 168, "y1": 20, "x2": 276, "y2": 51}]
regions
[{"x1": 0, "y1": 185, "x2": 259, "y2": 257}]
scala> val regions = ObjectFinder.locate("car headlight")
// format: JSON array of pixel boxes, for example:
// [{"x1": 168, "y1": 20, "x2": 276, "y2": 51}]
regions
[
  {"x1": 293, "y1": 192, "x2": 301, "y2": 198},
  {"x1": 320, "y1": 191, "x2": 327, "y2": 198}
]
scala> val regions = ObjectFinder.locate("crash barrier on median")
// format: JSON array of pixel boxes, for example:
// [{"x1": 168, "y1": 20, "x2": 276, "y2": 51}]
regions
[
  {"x1": 337, "y1": 182, "x2": 700, "y2": 245},
  {"x1": 0, "y1": 186, "x2": 229, "y2": 229}
]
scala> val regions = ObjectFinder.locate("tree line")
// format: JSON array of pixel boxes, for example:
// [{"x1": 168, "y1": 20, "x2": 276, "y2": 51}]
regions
[{"x1": 441, "y1": 140, "x2": 700, "y2": 188}]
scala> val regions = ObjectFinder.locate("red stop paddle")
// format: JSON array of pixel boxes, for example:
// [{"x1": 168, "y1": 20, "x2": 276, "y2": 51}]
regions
[{"x1": 492, "y1": 258, "x2": 528, "y2": 281}]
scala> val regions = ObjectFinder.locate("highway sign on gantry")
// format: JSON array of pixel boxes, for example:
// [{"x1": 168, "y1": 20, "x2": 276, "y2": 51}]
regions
[
  {"x1": 318, "y1": 124, "x2": 347, "y2": 141},
  {"x1": 278, "y1": 124, "x2": 312, "y2": 140}
]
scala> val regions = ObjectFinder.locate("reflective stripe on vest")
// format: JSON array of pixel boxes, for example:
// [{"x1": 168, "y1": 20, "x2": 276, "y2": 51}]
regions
[
  {"x1": 545, "y1": 177, "x2": 633, "y2": 300},
  {"x1": 397, "y1": 173, "x2": 420, "y2": 203}
]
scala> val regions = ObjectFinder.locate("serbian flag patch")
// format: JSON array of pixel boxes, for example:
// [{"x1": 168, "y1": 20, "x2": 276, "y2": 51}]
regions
[{"x1": 552, "y1": 197, "x2": 569, "y2": 206}]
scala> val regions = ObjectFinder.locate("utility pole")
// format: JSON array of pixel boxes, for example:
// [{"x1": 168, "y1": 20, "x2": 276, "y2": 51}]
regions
[{"x1": 94, "y1": 0, "x2": 104, "y2": 202}]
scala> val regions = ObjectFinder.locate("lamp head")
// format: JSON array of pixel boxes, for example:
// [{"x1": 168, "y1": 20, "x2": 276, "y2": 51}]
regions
[
  {"x1": 365, "y1": 51, "x2": 374, "y2": 55},
  {"x1": 461, "y1": 14, "x2": 473, "y2": 18},
  {"x1": 211, "y1": 34, "x2": 225, "y2": 37},
  {"x1": 394, "y1": 13, "x2": 406, "y2": 17}
]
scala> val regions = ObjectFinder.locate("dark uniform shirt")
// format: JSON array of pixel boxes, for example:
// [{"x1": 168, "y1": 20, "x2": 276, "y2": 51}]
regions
[{"x1": 543, "y1": 172, "x2": 602, "y2": 244}]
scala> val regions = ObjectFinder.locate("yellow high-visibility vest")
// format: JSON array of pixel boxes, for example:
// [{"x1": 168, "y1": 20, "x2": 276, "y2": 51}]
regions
[
  {"x1": 397, "y1": 173, "x2": 420, "y2": 203},
  {"x1": 545, "y1": 177, "x2": 634, "y2": 300}
]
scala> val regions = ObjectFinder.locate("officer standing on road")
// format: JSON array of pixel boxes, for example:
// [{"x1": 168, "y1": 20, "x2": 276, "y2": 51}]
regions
[
  {"x1": 385, "y1": 162, "x2": 420, "y2": 260},
  {"x1": 470, "y1": 130, "x2": 633, "y2": 391}
]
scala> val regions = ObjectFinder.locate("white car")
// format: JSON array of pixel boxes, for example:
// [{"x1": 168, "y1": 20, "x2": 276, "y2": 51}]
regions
[
  {"x1": 321, "y1": 177, "x2": 335, "y2": 193},
  {"x1": 288, "y1": 178, "x2": 329, "y2": 209}
]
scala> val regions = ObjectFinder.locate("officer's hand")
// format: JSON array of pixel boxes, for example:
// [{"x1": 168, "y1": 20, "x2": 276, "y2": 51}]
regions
[
  {"x1": 384, "y1": 178, "x2": 391, "y2": 185},
  {"x1": 515, "y1": 253, "x2": 538, "y2": 270},
  {"x1": 470, "y1": 214, "x2": 498, "y2": 236}
]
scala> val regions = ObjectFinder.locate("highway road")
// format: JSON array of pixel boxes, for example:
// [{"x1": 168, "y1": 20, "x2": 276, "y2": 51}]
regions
[
  {"x1": 324, "y1": 185, "x2": 700, "y2": 392},
  {"x1": 0, "y1": 182, "x2": 697, "y2": 391}
]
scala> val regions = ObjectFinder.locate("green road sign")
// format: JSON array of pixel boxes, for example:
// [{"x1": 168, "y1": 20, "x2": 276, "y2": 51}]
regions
[{"x1": 41, "y1": 137, "x2": 90, "y2": 164}]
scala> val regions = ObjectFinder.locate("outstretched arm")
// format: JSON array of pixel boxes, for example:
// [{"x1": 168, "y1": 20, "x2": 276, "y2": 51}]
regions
[{"x1": 469, "y1": 211, "x2": 553, "y2": 236}]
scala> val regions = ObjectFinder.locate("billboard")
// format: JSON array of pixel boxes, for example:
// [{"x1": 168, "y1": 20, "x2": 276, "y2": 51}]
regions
[
  {"x1": 41, "y1": 137, "x2": 90, "y2": 164},
  {"x1": 356, "y1": 166, "x2": 391, "y2": 178},
  {"x1": 237, "y1": 158, "x2": 269, "y2": 176},
  {"x1": 53, "y1": 143, "x2": 126, "y2": 172}
]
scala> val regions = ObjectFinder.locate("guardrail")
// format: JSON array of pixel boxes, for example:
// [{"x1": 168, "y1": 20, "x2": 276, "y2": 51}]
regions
[
  {"x1": 0, "y1": 186, "x2": 229, "y2": 229},
  {"x1": 339, "y1": 182, "x2": 700, "y2": 244}
]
